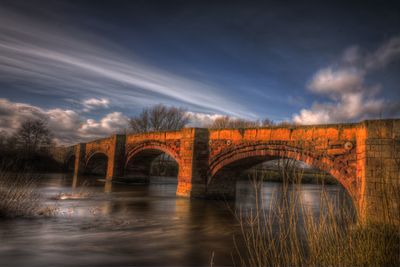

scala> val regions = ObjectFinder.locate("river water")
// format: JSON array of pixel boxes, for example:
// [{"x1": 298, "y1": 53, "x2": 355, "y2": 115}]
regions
[{"x1": 0, "y1": 174, "x2": 350, "y2": 267}]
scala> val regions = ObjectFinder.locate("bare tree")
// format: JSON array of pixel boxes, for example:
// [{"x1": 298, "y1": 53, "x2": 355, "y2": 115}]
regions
[
  {"x1": 230, "y1": 118, "x2": 261, "y2": 129},
  {"x1": 209, "y1": 116, "x2": 275, "y2": 129},
  {"x1": 0, "y1": 131, "x2": 16, "y2": 153},
  {"x1": 15, "y1": 119, "x2": 53, "y2": 153},
  {"x1": 130, "y1": 109, "x2": 151, "y2": 133},
  {"x1": 0, "y1": 132, "x2": 8, "y2": 151},
  {"x1": 208, "y1": 116, "x2": 231, "y2": 129},
  {"x1": 262, "y1": 118, "x2": 274, "y2": 126},
  {"x1": 129, "y1": 104, "x2": 191, "y2": 133},
  {"x1": 276, "y1": 121, "x2": 296, "y2": 127}
]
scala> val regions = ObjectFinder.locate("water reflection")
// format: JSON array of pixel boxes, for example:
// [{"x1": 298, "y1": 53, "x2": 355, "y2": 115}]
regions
[
  {"x1": 0, "y1": 173, "x2": 352, "y2": 267},
  {"x1": 104, "y1": 181, "x2": 112, "y2": 193}
]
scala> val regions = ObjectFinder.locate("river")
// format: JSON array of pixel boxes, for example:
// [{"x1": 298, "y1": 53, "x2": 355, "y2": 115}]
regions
[{"x1": 0, "y1": 173, "x2": 351, "y2": 266}]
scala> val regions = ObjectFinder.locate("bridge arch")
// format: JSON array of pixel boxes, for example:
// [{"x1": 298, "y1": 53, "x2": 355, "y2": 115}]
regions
[
  {"x1": 124, "y1": 141, "x2": 181, "y2": 179},
  {"x1": 65, "y1": 154, "x2": 76, "y2": 172},
  {"x1": 207, "y1": 142, "x2": 358, "y2": 201},
  {"x1": 85, "y1": 151, "x2": 109, "y2": 177}
]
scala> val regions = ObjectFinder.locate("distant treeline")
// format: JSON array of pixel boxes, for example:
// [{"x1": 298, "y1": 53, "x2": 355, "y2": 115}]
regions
[
  {"x1": 0, "y1": 120, "x2": 61, "y2": 172},
  {"x1": 128, "y1": 104, "x2": 293, "y2": 133}
]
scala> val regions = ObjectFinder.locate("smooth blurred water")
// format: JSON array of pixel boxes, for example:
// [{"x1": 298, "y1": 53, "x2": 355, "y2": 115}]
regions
[{"x1": 0, "y1": 174, "x2": 350, "y2": 267}]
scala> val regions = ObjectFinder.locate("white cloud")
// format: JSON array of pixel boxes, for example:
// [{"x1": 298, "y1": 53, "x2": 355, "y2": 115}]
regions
[
  {"x1": 293, "y1": 37, "x2": 400, "y2": 125},
  {"x1": 46, "y1": 108, "x2": 82, "y2": 144},
  {"x1": 0, "y1": 98, "x2": 49, "y2": 130},
  {"x1": 82, "y1": 98, "x2": 110, "y2": 112},
  {"x1": 308, "y1": 68, "x2": 364, "y2": 96},
  {"x1": 0, "y1": 98, "x2": 128, "y2": 145},
  {"x1": 293, "y1": 92, "x2": 385, "y2": 125},
  {"x1": 79, "y1": 112, "x2": 129, "y2": 139},
  {"x1": 186, "y1": 112, "x2": 226, "y2": 127},
  {"x1": 293, "y1": 107, "x2": 331, "y2": 125}
]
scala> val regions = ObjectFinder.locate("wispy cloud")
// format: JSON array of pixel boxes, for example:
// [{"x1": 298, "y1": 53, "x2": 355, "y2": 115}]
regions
[
  {"x1": 365, "y1": 37, "x2": 400, "y2": 70},
  {"x1": 82, "y1": 98, "x2": 110, "y2": 112},
  {"x1": 0, "y1": 6, "x2": 255, "y2": 119},
  {"x1": 293, "y1": 37, "x2": 400, "y2": 124}
]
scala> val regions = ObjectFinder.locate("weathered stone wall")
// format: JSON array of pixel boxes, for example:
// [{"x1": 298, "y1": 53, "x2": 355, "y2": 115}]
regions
[
  {"x1": 186, "y1": 128, "x2": 209, "y2": 197},
  {"x1": 362, "y1": 120, "x2": 400, "y2": 224},
  {"x1": 106, "y1": 134, "x2": 126, "y2": 180},
  {"x1": 176, "y1": 128, "x2": 208, "y2": 197}
]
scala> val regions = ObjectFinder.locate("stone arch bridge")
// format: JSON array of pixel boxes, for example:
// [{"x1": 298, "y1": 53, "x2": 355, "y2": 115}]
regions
[{"x1": 52, "y1": 119, "x2": 400, "y2": 223}]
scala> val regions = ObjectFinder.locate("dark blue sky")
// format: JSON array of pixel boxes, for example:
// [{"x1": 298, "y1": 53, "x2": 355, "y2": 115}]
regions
[{"x1": 0, "y1": 0, "x2": 399, "y2": 143}]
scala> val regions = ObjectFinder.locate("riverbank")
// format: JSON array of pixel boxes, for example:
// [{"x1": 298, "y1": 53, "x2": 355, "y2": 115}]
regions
[{"x1": 241, "y1": 168, "x2": 339, "y2": 184}]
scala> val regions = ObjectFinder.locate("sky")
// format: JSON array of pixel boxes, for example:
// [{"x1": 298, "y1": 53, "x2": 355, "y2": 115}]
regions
[{"x1": 0, "y1": 0, "x2": 399, "y2": 144}]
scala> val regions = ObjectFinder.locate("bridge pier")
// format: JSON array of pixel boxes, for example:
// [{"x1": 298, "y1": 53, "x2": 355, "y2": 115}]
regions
[
  {"x1": 176, "y1": 128, "x2": 209, "y2": 197},
  {"x1": 73, "y1": 143, "x2": 86, "y2": 178},
  {"x1": 358, "y1": 120, "x2": 400, "y2": 224},
  {"x1": 105, "y1": 134, "x2": 126, "y2": 180}
]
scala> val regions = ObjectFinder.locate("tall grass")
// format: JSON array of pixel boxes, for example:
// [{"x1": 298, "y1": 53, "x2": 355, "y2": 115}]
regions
[
  {"x1": 234, "y1": 171, "x2": 400, "y2": 267},
  {"x1": 0, "y1": 171, "x2": 55, "y2": 218}
]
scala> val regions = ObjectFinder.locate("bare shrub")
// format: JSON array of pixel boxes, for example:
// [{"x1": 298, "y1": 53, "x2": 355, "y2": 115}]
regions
[
  {"x1": 234, "y1": 172, "x2": 306, "y2": 267},
  {"x1": 208, "y1": 116, "x2": 259, "y2": 129},
  {"x1": 0, "y1": 171, "x2": 56, "y2": 218},
  {"x1": 208, "y1": 116, "x2": 275, "y2": 129},
  {"x1": 276, "y1": 158, "x2": 305, "y2": 185}
]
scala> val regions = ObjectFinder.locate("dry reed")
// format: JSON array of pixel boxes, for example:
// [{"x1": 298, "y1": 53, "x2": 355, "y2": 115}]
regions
[
  {"x1": 234, "y1": 170, "x2": 400, "y2": 267},
  {"x1": 0, "y1": 170, "x2": 56, "y2": 218}
]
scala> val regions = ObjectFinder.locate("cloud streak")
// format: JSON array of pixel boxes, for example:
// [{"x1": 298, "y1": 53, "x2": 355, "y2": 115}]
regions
[{"x1": 0, "y1": 6, "x2": 255, "y2": 119}]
